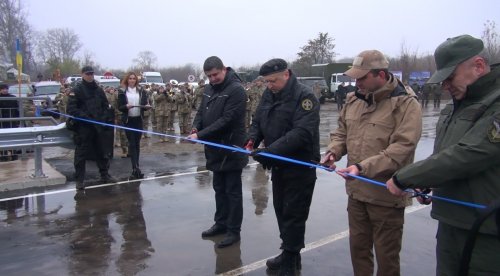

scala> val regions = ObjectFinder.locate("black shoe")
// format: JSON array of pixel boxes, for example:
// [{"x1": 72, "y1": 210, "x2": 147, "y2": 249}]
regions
[
  {"x1": 100, "y1": 173, "x2": 116, "y2": 183},
  {"x1": 76, "y1": 181, "x2": 85, "y2": 190},
  {"x1": 74, "y1": 190, "x2": 86, "y2": 200},
  {"x1": 201, "y1": 224, "x2": 226, "y2": 237},
  {"x1": 131, "y1": 168, "x2": 144, "y2": 179},
  {"x1": 278, "y1": 251, "x2": 299, "y2": 276},
  {"x1": 266, "y1": 251, "x2": 302, "y2": 270},
  {"x1": 217, "y1": 232, "x2": 240, "y2": 248}
]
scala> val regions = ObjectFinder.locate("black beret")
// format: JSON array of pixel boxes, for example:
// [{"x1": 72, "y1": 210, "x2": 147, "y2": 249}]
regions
[{"x1": 259, "y1": 58, "x2": 288, "y2": 76}]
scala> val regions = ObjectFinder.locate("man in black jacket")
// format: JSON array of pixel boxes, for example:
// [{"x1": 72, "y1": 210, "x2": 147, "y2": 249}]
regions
[
  {"x1": 246, "y1": 59, "x2": 320, "y2": 275},
  {"x1": 0, "y1": 83, "x2": 19, "y2": 128},
  {"x1": 188, "y1": 56, "x2": 248, "y2": 248},
  {"x1": 0, "y1": 83, "x2": 20, "y2": 161},
  {"x1": 67, "y1": 66, "x2": 115, "y2": 190}
]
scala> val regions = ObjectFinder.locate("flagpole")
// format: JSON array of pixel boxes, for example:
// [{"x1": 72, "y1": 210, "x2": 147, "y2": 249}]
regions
[{"x1": 16, "y1": 38, "x2": 22, "y2": 97}]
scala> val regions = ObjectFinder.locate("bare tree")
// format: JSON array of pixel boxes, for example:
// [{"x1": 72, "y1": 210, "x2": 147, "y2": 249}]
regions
[
  {"x1": 298, "y1": 32, "x2": 336, "y2": 64},
  {"x1": 388, "y1": 40, "x2": 419, "y2": 81},
  {"x1": 35, "y1": 28, "x2": 82, "y2": 77},
  {"x1": 132, "y1": 51, "x2": 157, "y2": 71},
  {"x1": 37, "y1": 28, "x2": 82, "y2": 64},
  {"x1": 159, "y1": 63, "x2": 200, "y2": 83},
  {"x1": 81, "y1": 50, "x2": 102, "y2": 73},
  {"x1": 0, "y1": 0, "x2": 35, "y2": 74},
  {"x1": 481, "y1": 20, "x2": 500, "y2": 64},
  {"x1": 293, "y1": 32, "x2": 337, "y2": 76}
]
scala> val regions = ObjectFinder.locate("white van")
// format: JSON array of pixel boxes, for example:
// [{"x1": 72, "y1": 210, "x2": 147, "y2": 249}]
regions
[
  {"x1": 95, "y1": 75, "x2": 121, "y2": 88},
  {"x1": 65, "y1": 75, "x2": 82, "y2": 85},
  {"x1": 140, "y1": 72, "x2": 165, "y2": 86},
  {"x1": 33, "y1": 81, "x2": 62, "y2": 116},
  {"x1": 34, "y1": 81, "x2": 62, "y2": 102}
]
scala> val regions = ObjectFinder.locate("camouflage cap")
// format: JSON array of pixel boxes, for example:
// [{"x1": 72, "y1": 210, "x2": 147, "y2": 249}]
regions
[
  {"x1": 344, "y1": 50, "x2": 389, "y2": 79},
  {"x1": 428, "y1": 34, "x2": 484, "y2": 83}
]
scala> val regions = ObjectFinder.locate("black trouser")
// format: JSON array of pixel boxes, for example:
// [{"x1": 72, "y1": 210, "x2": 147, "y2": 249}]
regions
[
  {"x1": 213, "y1": 169, "x2": 243, "y2": 234},
  {"x1": 74, "y1": 125, "x2": 110, "y2": 182},
  {"x1": 421, "y1": 93, "x2": 429, "y2": 107},
  {"x1": 434, "y1": 94, "x2": 441, "y2": 107},
  {"x1": 125, "y1": 116, "x2": 143, "y2": 170},
  {"x1": 271, "y1": 166, "x2": 316, "y2": 252}
]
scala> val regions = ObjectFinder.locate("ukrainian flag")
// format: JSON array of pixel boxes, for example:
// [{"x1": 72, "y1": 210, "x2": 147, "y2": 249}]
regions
[{"x1": 16, "y1": 39, "x2": 22, "y2": 73}]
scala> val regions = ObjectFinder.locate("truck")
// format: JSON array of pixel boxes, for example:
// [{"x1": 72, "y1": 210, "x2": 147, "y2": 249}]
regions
[{"x1": 312, "y1": 63, "x2": 355, "y2": 101}]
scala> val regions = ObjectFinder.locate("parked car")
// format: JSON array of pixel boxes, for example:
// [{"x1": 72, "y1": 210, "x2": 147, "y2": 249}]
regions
[
  {"x1": 8, "y1": 83, "x2": 34, "y2": 97},
  {"x1": 33, "y1": 81, "x2": 62, "y2": 118},
  {"x1": 296, "y1": 77, "x2": 329, "y2": 104}
]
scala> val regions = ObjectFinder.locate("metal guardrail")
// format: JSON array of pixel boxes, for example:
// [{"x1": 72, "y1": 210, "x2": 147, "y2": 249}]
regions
[{"x1": 0, "y1": 117, "x2": 74, "y2": 178}]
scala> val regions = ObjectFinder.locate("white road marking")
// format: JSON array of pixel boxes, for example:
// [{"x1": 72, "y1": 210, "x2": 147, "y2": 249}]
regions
[
  {"x1": 0, "y1": 162, "x2": 264, "y2": 202},
  {"x1": 217, "y1": 204, "x2": 429, "y2": 276}
]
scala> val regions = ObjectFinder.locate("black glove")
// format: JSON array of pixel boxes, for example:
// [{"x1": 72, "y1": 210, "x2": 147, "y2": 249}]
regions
[{"x1": 250, "y1": 148, "x2": 273, "y2": 169}]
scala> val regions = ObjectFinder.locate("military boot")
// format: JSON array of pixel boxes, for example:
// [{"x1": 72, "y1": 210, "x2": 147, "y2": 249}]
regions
[
  {"x1": 278, "y1": 251, "x2": 299, "y2": 276},
  {"x1": 266, "y1": 251, "x2": 301, "y2": 270}
]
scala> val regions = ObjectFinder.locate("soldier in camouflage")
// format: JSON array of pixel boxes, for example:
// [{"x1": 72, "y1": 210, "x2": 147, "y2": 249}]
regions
[
  {"x1": 142, "y1": 86, "x2": 153, "y2": 138},
  {"x1": 107, "y1": 87, "x2": 128, "y2": 157},
  {"x1": 55, "y1": 87, "x2": 70, "y2": 123},
  {"x1": 153, "y1": 85, "x2": 169, "y2": 142},
  {"x1": 250, "y1": 77, "x2": 265, "y2": 118},
  {"x1": 177, "y1": 85, "x2": 192, "y2": 134},
  {"x1": 193, "y1": 79, "x2": 206, "y2": 110},
  {"x1": 166, "y1": 82, "x2": 178, "y2": 131}
]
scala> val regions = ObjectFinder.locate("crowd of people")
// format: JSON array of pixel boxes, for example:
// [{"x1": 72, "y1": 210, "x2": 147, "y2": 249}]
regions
[{"x1": 1, "y1": 33, "x2": 499, "y2": 275}]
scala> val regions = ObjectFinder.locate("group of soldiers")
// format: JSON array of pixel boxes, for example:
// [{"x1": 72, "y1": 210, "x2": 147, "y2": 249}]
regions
[
  {"x1": 52, "y1": 76, "x2": 266, "y2": 158},
  {"x1": 408, "y1": 82, "x2": 443, "y2": 108},
  {"x1": 243, "y1": 77, "x2": 266, "y2": 129}
]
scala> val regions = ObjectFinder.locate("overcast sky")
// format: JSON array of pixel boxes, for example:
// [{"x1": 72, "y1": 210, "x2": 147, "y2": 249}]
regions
[{"x1": 24, "y1": 0, "x2": 500, "y2": 70}]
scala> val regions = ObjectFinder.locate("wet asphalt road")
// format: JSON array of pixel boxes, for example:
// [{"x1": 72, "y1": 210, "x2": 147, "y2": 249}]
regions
[{"x1": 0, "y1": 102, "x2": 443, "y2": 275}]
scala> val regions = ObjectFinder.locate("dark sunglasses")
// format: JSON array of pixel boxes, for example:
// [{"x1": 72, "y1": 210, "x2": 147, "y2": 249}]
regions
[{"x1": 84, "y1": 72, "x2": 94, "y2": 76}]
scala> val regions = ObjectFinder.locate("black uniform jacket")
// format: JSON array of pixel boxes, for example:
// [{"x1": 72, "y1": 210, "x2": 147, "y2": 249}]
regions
[
  {"x1": 192, "y1": 68, "x2": 248, "y2": 172},
  {"x1": 249, "y1": 71, "x2": 320, "y2": 168},
  {"x1": 67, "y1": 80, "x2": 113, "y2": 126}
]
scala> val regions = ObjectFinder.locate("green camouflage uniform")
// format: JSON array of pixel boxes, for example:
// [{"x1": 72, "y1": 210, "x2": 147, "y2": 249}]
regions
[
  {"x1": 166, "y1": 89, "x2": 178, "y2": 131},
  {"x1": 176, "y1": 90, "x2": 192, "y2": 134},
  {"x1": 251, "y1": 84, "x2": 265, "y2": 116},
  {"x1": 55, "y1": 92, "x2": 68, "y2": 122},
  {"x1": 245, "y1": 87, "x2": 254, "y2": 129},
  {"x1": 22, "y1": 92, "x2": 35, "y2": 127},
  {"x1": 153, "y1": 89, "x2": 169, "y2": 142},
  {"x1": 142, "y1": 89, "x2": 153, "y2": 137},
  {"x1": 150, "y1": 87, "x2": 157, "y2": 132},
  {"x1": 193, "y1": 85, "x2": 205, "y2": 110},
  {"x1": 107, "y1": 90, "x2": 127, "y2": 155}
]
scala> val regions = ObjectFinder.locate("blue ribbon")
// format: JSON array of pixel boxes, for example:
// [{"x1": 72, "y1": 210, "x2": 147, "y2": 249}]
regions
[{"x1": 47, "y1": 110, "x2": 487, "y2": 210}]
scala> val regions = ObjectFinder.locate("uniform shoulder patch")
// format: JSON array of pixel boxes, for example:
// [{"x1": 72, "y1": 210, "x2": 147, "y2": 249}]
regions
[
  {"x1": 488, "y1": 119, "x2": 500, "y2": 143},
  {"x1": 301, "y1": 98, "x2": 313, "y2": 111}
]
